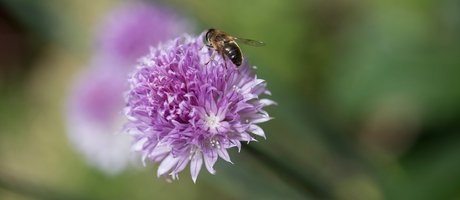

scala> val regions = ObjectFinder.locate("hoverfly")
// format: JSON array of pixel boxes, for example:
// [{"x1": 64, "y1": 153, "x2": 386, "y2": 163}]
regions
[{"x1": 199, "y1": 28, "x2": 265, "y2": 81}]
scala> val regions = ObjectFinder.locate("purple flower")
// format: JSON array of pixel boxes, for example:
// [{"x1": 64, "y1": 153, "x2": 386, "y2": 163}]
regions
[
  {"x1": 124, "y1": 33, "x2": 276, "y2": 182},
  {"x1": 66, "y1": 63, "x2": 135, "y2": 175},
  {"x1": 95, "y1": 1, "x2": 190, "y2": 65},
  {"x1": 65, "y1": 1, "x2": 190, "y2": 175}
]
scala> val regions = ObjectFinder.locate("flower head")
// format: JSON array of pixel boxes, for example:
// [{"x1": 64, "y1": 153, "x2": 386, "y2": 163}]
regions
[
  {"x1": 124, "y1": 33, "x2": 276, "y2": 182},
  {"x1": 95, "y1": 1, "x2": 190, "y2": 64},
  {"x1": 66, "y1": 64, "x2": 135, "y2": 175}
]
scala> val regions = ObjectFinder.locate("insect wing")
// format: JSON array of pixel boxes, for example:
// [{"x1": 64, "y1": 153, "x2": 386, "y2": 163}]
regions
[{"x1": 232, "y1": 37, "x2": 266, "y2": 47}]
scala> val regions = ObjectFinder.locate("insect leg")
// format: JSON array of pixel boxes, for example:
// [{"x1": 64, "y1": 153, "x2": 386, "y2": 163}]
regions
[
  {"x1": 197, "y1": 43, "x2": 214, "y2": 51},
  {"x1": 205, "y1": 49, "x2": 216, "y2": 65},
  {"x1": 197, "y1": 44, "x2": 206, "y2": 51},
  {"x1": 222, "y1": 52, "x2": 228, "y2": 81}
]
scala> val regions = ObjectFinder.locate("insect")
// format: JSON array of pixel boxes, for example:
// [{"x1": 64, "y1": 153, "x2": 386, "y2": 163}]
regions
[{"x1": 199, "y1": 28, "x2": 265, "y2": 81}]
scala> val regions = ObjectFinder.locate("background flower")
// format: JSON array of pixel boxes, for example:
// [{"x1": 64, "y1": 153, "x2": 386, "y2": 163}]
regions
[
  {"x1": 66, "y1": 62, "x2": 132, "y2": 175},
  {"x1": 64, "y1": 1, "x2": 191, "y2": 175},
  {"x1": 124, "y1": 33, "x2": 275, "y2": 182},
  {"x1": 94, "y1": 1, "x2": 190, "y2": 65}
]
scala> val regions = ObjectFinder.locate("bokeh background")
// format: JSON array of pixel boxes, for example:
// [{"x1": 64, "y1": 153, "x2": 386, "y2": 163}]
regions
[{"x1": 1, "y1": 0, "x2": 460, "y2": 199}]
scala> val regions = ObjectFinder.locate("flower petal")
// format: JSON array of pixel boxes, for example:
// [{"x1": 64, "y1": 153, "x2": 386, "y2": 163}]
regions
[
  {"x1": 247, "y1": 124, "x2": 266, "y2": 139},
  {"x1": 149, "y1": 144, "x2": 170, "y2": 160},
  {"x1": 157, "y1": 153, "x2": 179, "y2": 177},
  {"x1": 203, "y1": 150, "x2": 217, "y2": 175},
  {"x1": 171, "y1": 153, "x2": 190, "y2": 175},
  {"x1": 217, "y1": 147, "x2": 233, "y2": 164},
  {"x1": 190, "y1": 151, "x2": 203, "y2": 183}
]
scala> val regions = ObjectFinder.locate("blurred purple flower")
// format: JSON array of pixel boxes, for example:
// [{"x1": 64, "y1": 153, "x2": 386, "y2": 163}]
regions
[
  {"x1": 66, "y1": 63, "x2": 134, "y2": 175},
  {"x1": 95, "y1": 1, "x2": 190, "y2": 65},
  {"x1": 65, "y1": 1, "x2": 190, "y2": 175},
  {"x1": 124, "y1": 33, "x2": 276, "y2": 182}
]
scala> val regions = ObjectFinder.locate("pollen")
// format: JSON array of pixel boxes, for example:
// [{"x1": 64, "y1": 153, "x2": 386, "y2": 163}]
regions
[{"x1": 205, "y1": 113, "x2": 221, "y2": 130}]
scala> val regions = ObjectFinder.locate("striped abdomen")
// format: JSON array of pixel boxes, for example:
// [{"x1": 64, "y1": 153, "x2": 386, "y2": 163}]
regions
[{"x1": 223, "y1": 41, "x2": 243, "y2": 66}]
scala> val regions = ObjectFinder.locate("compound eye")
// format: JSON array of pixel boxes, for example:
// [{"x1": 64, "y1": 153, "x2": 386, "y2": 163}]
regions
[{"x1": 205, "y1": 29, "x2": 214, "y2": 42}]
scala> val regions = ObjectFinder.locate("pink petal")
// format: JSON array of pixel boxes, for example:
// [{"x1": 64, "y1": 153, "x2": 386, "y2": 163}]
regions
[
  {"x1": 190, "y1": 151, "x2": 203, "y2": 183},
  {"x1": 157, "y1": 153, "x2": 180, "y2": 177},
  {"x1": 203, "y1": 150, "x2": 217, "y2": 175},
  {"x1": 247, "y1": 124, "x2": 266, "y2": 139},
  {"x1": 217, "y1": 148, "x2": 233, "y2": 164}
]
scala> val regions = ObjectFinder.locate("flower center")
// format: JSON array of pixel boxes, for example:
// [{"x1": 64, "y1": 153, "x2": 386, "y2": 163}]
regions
[{"x1": 205, "y1": 113, "x2": 220, "y2": 130}]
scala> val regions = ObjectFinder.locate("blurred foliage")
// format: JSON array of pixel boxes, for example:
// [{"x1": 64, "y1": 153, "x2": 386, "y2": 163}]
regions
[{"x1": 1, "y1": 0, "x2": 460, "y2": 199}]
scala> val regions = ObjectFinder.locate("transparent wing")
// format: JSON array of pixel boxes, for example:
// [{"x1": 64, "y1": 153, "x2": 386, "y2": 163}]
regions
[{"x1": 232, "y1": 37, "x2": 266, "y2": 47}]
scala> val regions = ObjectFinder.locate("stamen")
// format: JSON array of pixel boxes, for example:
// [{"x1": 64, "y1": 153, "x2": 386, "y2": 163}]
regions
[
  {"x1": 233, "y1": 85, "x2": 241, "y2": 93},
  {"x1": 205, "y1": 113, "x2": 221, "y2": 130}
]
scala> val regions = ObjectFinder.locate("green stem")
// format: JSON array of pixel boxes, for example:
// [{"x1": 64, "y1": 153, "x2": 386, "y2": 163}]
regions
[{"x1": 242, "y1": 143, "x2": 332, "y2": 200}]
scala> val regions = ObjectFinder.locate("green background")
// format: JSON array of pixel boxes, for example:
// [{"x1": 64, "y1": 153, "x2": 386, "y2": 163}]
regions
[{"x1": 1, "y1": 0, "x2": 459, "y2": 199}]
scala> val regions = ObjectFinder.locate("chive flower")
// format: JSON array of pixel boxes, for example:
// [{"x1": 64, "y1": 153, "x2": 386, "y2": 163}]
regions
[{"x1": 124, "y1": 33, "x2": 275, "y2": 182}]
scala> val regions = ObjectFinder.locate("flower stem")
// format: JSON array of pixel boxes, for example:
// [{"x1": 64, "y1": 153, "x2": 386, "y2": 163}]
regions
[{"x1": 242, "y1": 143, "x2": 332, "y2": 200}]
